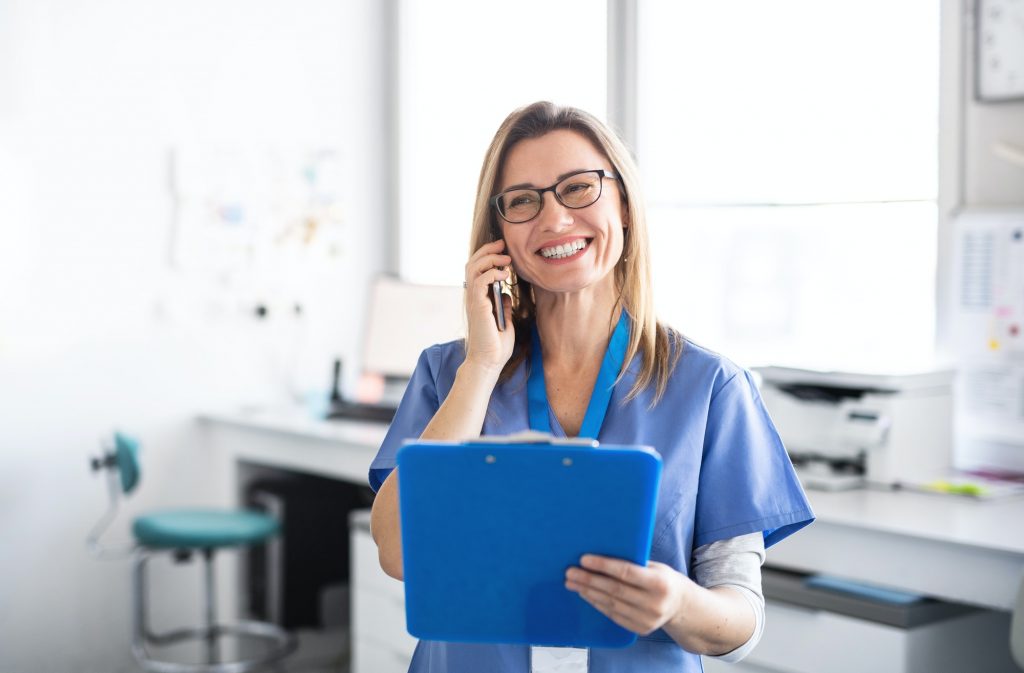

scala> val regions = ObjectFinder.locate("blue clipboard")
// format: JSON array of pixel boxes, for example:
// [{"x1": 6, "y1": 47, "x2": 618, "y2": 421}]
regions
[{"x1": 396, "y1": 438, "x2": 662, "y2": 648}]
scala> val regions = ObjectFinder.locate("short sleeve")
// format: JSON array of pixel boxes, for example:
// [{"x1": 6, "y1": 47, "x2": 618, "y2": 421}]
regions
[
  {"x1": 694, "y1": 369, "x2": 814, "y2": 549},
  {"x1": 368, "y1": 346, "x2": 442, "y2": 492}
]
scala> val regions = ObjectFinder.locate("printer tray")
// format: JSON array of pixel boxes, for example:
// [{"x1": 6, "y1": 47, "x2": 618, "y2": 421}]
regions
[{"x1": 762, "y1": 567, "x2": 977, "y2": 628}]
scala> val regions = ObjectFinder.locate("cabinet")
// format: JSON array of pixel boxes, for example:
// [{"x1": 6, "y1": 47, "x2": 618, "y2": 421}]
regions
[
  {"x1": 350, "y1": 509, "x2": 417, "y2": 673},
  {"x1": 703, "y1": 567, "x2": 1018, "y2": 673}
]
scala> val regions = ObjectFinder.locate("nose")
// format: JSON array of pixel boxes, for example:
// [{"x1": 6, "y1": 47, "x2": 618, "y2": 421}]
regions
[{"x1": 537, "y1": 191, "x2": 573, "y2": 231}]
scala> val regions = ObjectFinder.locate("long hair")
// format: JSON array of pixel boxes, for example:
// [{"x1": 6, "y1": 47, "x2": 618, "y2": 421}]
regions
[{"x1": 468, "y1": 101, "x2": 682, "y2": 404}]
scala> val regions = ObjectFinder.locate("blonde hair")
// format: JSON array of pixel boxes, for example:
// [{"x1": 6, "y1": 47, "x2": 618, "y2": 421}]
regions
[{"x1": 469, "y1": 101, "x2": 682, "y2": 405}]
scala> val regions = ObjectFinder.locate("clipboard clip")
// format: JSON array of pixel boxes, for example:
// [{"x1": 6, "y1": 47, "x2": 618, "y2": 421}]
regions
[{"x1": 465, "y1": 431, "x2": 599, "y2": 448}]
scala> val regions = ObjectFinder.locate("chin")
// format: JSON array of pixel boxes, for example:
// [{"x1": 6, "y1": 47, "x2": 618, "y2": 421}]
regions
[{"x1": 525, "y1": 271, "x2": 612, "y2": 296}]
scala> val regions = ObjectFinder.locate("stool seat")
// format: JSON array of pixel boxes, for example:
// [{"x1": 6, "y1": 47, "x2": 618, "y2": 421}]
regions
[
  {"x1": 133, "y1": 509, "x2": 279, "y2": 549},
  {"x1": 93, "y1": 434, "x2": 295, "y2": 673}
]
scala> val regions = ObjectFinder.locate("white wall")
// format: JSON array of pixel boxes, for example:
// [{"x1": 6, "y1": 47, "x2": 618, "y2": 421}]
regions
[
  {"x1": 964, "y1": 83, "x2": 1024, "y2": 205},
  {"x1": 952, "y1": 0, "x2": 1024, "y2": 207},
  {"x1": 0, "y1": 1, "x2": 391, "y2": 671}
]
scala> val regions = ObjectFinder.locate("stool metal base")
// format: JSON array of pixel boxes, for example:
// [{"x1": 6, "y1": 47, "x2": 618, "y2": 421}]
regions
[{"x1": 133, "y1": 549, "x2": 297, "y2": 673}]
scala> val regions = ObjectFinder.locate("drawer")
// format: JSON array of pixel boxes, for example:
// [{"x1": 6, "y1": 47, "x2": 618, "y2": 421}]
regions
[
  {"x1": 749, "y1": 601, "x2": 904, "y2": 673},
  {"x1": 747, "y1": 600, "x2": 1014, "y2": 673},
  {"x1": 353, "y1": 585, "x2": 417, "y2": 658},
  {"x1": 352, "y1": 525, "x2": 406, "y2": 599}
]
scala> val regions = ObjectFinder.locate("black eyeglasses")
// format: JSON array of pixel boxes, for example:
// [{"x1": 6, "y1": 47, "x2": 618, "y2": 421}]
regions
[{"x1": 491, "y1": 169, "x2": 618, "y2": 224}]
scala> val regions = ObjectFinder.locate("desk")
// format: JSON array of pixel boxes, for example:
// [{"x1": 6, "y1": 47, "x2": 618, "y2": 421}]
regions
[
  {"x1": 200, "y1": 407, "x2": 387, "y2": 485},
  {"x1": 766, "y1": 487, "x2": 1024, "y2": 612},
  {"x1": 200, "y1": 408, "x2": 1024, "y2": 610},
  {"x1": 199, "y1": 409, "x2": 1024, "y2": 670},
  {"x1": 200, "y1": 408, "x2": 401, "y2": 671}
]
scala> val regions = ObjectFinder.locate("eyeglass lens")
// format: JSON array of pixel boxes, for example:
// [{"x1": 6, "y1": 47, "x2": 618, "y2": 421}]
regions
[{"x1": 497, "y1": 171, "x2": 604, "y2": 223}]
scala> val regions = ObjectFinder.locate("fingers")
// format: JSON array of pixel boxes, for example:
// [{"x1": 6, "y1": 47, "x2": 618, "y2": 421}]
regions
[
  {"x1": 467, "y1": 239, "x2": 508, "y2": 266},
  {"x1": 572, "y1": 583, "x2": 658, "y2": 635},
  {"x1": 565, "y1": 556, "x2": 682, "y2": 636},
  {"x1": 466, "y1": 265, "x2": 511, "y2": 302},
  {"x1": 462, "y1": 241, "x2": 515, "y2": 369},
  {"x1": 466, "y1": 240, "x2": 511, "y2": 282},
  {"x1": 579, "y1": 555, "x2": 660, "y2": 590},
  {"x1": 565, "y1": 567, "x2": 647, "y2": 605},
  {"x1": 471, "y1": 238, "x2": 506, "y2": 257},
  {"x1": 466, "y1": 254, "x2": 512, "y2": 283}
]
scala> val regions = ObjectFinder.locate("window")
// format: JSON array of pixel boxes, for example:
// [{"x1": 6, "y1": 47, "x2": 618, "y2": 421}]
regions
[
  {"x1": 397, "y1": 0, "x2": 606, "y2": 285},
  {"x1": 637, "y1": 0, "x2": 939, "y2": 372}
]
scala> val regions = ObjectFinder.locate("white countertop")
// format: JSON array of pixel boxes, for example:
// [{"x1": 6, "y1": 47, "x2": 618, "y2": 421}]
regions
[
  {"x1": 803, "y1": 486, "x2": 1024, "y2": 556},
  {"x1": 201, "y1": 407, "x2": 1024, "y2": 557},
  {"x1": 200, "y1": 406, "x2": 390, "y2": 447},
  {"x1": 199, "y1": 406, "x2": 388, "y2": 484}
]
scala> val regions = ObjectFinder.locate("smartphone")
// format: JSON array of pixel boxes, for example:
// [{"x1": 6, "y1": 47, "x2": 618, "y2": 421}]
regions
[
  {"x1": 490, "y1": 227, "x2": 507, "y2": 332},
  {"x1": 491, "y1": 280, "x2": 505, "y2": 331}
]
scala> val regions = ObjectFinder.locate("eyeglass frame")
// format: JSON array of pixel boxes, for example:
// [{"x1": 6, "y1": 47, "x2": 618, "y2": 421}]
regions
[{"x1": 490, "y1": 168, "x2": 619, "y2": 224}]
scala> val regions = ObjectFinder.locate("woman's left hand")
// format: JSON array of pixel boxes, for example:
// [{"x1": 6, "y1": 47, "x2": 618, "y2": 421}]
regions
[{"x1": 564, "y1": 555, "x2": 691, "y2": 636}]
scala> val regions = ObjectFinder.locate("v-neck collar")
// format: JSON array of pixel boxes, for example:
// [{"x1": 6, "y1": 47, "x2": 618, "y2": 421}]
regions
[{"x1": 527, "y1": 311, "x2": 631, "y2": 439}]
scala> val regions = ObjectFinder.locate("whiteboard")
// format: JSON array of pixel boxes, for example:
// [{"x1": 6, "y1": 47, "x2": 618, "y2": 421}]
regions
[{"x1": 362, "y1": 276, "x2": 465, "y2": 379}]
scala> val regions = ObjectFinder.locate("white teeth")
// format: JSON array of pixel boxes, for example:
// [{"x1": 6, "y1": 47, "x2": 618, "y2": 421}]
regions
[{"x1": 540, "y1": 239, "x2": 587, "y2": 259}]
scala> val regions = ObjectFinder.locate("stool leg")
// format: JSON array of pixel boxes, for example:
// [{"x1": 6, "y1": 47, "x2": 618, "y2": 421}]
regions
[
  {"x1": 202, "y1": 548, "x2": 220, "y2": 665},
  {"x1": 131, "y1": 549, "x2": 151, "y2": 665}
]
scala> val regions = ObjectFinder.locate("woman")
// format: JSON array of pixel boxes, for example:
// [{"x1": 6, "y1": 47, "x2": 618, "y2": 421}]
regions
[{"x1": 369, "y1": 101, "x2": 814, "y2": 673}]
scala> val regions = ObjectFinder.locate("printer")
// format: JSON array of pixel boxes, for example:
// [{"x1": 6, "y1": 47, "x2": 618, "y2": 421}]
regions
[{"x1": 752, "y1": 366, "x2": 954, "y2": 490}]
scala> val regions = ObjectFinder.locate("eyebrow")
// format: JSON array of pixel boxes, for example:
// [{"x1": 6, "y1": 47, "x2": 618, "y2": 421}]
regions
[{"x1": 501, "y1": 168, "x2": 593, "y2": 192}]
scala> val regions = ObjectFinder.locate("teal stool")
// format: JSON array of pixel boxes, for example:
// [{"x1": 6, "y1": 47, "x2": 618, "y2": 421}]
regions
[{"x1": 89, "y1": 433, "x2": 296, "y2": 673}]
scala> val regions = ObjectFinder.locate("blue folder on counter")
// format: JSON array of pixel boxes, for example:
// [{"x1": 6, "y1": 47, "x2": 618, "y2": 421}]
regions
[{"x1": 396, "y1": 436, "x2": 662, "y2": 648}]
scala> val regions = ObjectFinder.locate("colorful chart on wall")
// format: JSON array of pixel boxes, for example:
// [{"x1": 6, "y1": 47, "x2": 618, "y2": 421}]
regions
[{"x1": 952, "y1": 209, "x2": 1024, "y2": 471}]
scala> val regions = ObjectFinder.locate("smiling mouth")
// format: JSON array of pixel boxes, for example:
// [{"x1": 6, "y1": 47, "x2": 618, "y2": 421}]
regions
[{"x1": 538, "y1": 239, "x2": 591, "y2": 259}]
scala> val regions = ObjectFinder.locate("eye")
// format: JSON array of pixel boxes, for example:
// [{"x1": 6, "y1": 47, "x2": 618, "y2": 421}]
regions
[
  {"x1": 558, "y1": 178, "x2": 598, "y2": 205},
  {"x1": 506, "y1": 192, "x2": 540, "y2": 209},
  {"x1": 561, "y1": 181, "x2": 593, "y2": 195}
]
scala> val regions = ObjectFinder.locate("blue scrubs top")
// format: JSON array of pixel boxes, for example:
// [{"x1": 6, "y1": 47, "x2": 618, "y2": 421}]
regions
[{"x1": 369, "y1": 327, "x2": 815, "y2": 673}]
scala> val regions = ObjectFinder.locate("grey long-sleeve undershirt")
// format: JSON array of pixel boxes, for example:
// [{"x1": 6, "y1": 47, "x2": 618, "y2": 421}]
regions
[{"x1": 691, "y1": 532, "x2": 766, "y2": 663}]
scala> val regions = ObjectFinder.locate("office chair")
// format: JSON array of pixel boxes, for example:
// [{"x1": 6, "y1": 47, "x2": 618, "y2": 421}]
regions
[{"x1": 88, "y1": 432, "x2": 296, "y2": 673}]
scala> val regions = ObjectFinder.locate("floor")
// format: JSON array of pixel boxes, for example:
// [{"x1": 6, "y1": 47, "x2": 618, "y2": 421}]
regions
[{"x1": 142, "y1": 626, "x2": 351, "y2": 673}]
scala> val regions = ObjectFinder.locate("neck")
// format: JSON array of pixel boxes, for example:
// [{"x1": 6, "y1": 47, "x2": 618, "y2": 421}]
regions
[{"x1": 534, "y1": 284, "x2": 621, "y2": 370}]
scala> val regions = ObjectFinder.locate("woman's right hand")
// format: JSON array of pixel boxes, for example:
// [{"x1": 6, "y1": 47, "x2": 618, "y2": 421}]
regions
[{"x1": 463, "y1": 239, "x2": 515, "y2": 374}]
